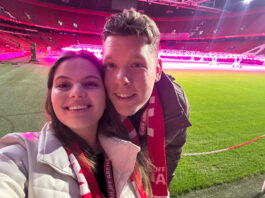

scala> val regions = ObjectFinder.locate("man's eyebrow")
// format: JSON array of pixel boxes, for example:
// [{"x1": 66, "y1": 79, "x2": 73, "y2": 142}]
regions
[
  {"x1": 132, "y1": 55, "x2": 145, "y2": 59},
  {"x1": 102, "y1": 56, "x2": 113, "y2": 61},
  {"x1": 103, "y1": 55, "x2": 144, "y2": 61}
]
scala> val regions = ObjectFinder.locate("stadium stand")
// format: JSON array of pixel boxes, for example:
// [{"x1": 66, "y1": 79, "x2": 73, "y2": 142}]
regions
[{"x1": 0, "y1": 0, "x2": 264, "y2": 60}]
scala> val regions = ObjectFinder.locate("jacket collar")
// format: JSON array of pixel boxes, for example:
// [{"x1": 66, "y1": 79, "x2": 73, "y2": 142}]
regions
[
  {"x1": 37, "y1": 122, "x2": 75, "y2": 178},
  {"x1": 156, "y1": 72, "x2": 191, "y2": 144},
  {"x1": 156, "y1": 72, "x2": 191, "y2": 127},
  {"x1": 37, "y1": 122, "x2": 140, "y2": 193}
]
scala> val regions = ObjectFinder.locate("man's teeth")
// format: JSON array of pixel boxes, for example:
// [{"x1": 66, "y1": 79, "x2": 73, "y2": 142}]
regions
[
  {"x1": 68, "y1": 105, "x2": 89, "y2": 111},
  {"x1": 116, "y1": 93, "x2": 133, "y2": 98}
]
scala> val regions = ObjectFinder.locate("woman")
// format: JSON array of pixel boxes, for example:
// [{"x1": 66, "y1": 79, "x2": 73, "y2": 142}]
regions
[{"x1": 0, "y1": 52, "x2": 152, "y2": 197}]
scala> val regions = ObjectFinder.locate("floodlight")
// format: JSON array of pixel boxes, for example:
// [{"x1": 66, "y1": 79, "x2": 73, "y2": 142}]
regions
[{"x1": 243, "y1": 0, "x2": 252, "y2": 4}]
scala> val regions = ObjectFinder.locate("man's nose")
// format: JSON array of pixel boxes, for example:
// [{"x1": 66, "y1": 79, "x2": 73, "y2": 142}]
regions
[{"x1": 116, "y1": 68, "x2": 131, "y2": 86}]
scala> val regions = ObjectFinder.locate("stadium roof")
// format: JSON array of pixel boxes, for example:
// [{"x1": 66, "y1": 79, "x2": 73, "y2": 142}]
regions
[{"x1": 38, "y1": 0, "x2": 265, "y2": 16}]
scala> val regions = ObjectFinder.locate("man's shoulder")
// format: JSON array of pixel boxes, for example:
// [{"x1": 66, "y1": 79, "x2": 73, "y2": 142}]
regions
[
  {"x1": 156, "y1": 71, "x2": 191, "y2": 128},
  {"x1": 156, "y1": 72, "x2": 187, "y2": 108},
  {"x1": 160, "y1": 72, "x2": 185, "y2": 92}
]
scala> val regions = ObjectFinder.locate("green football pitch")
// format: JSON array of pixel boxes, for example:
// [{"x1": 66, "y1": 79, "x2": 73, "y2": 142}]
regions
[
  {"x1": 0, "y1": 62, "x2": 264, "y2": 197},
  {"x1": 166, "y1": 69, "x2": 265, "y2": 197}
]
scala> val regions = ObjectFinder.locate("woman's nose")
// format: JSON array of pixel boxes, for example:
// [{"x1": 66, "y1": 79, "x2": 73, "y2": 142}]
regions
[{"x1": 69, "y1": 84, "x2": 85, "y2": 98}]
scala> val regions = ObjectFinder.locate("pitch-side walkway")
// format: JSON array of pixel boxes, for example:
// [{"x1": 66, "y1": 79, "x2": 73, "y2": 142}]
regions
[{"x1": 176, "y1": 173, "x2": 265, "y2": 198}]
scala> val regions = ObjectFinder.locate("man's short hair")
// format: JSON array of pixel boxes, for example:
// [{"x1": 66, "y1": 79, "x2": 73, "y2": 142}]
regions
[{"x1": 103, "y1": 9, "x2": 160, "y2": 52}]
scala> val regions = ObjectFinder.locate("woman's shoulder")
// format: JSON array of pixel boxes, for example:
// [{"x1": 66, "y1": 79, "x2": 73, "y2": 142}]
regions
[
  {"x1": 0, "y1": 132, "x2": 40, "y2": 147},
  {"x1": 0, "y1": 122, "x2": 53, "y2": 151},
  {"x1": 0, "y1": 132, "x2": 41, "y2": 182},
  {"x1": 0, "y1": 122, "x2": 56, "y2": 173},
  {"x1": 0, "y1": 124, "x2": 53, "y2": 198},
  {"x1": 0, "y1": 133, "x2": 40, "y2": 158}
]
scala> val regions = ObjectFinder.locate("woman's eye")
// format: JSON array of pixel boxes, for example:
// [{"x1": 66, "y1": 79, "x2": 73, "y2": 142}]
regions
[
  {"x1": 83, "y1": 82, "x2": 99, "y2": 88},
  {"x1": 56, "y1": 82, "x2": 71, "y2": 89}
]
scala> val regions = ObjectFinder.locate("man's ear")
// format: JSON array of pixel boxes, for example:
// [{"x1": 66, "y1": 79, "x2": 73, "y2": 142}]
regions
[{"x1": 155, "y1": 59, "x2": 162, "y2": 82}]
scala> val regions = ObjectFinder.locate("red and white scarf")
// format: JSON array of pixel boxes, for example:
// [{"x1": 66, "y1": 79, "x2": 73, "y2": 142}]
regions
[
  {"x1": 64, "y1": 144, "x2": 106, "y2": 198},
  {"x1": 123, "y1": 87, "x2": 169, "y2": 197},
  {"x1": 65, "y1": 143, "x2": 147, "y2": 198}
]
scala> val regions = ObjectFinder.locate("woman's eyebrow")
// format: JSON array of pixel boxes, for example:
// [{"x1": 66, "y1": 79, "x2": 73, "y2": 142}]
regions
[
  {"x1": 54, "y1": 75, "x2": 101, "y2": 81},
  {"x1": 82, "y1": 75, "x2": 101, "y2": 81},
  {"x1": 54, "y1": 75, "x2": 70, "y2": 81}
]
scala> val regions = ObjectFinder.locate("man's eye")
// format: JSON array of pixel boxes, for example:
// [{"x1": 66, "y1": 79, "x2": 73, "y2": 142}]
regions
[
  {"x1": 104, "y1": 63, "x2": 116, "y2": 69},
  {"x1": 131, "y1": 62, "x2": 144, "y2": 68}
]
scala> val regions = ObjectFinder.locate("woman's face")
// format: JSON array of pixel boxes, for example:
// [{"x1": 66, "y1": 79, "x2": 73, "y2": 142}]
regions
[{"x1": 51, "y1": 57, "x2": 106, "y2": 134}]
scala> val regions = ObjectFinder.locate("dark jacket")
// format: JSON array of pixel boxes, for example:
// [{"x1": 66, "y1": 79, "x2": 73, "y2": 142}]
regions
[{"x1": 156, "y1": 72, "x2": 191, "y2": 184}]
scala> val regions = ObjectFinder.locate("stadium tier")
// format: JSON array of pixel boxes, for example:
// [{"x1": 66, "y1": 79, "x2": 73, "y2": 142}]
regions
[{"x1": 0, "y1": 0, "x2": 264, "y2": 59}]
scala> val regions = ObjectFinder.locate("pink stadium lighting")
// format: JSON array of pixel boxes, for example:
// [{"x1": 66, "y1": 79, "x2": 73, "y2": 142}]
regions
[
  {"x1": 61, "y1": 45, "x2": 265, "y2": 71},
  {"x1": 61, "y1": 45, "x2": 103, "y2": 59},
  {"x1": 0, "y1": 52, "x2": 27, "y2": 61}
]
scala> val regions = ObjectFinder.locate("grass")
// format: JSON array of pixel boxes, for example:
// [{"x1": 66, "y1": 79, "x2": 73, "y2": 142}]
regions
[
  {"x1": 165, "y1": 70, "x2": 265, "y2": 197},
  {"x1": 0, "y1": 62, "x2": 49, "y2": 136},
  {"x1": 0, "y1": 63, "x2": 265, "y2": 197}
]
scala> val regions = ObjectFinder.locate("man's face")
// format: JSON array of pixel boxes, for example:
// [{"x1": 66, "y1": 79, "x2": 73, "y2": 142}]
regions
[{"x1": 103, "y1": 35, "x2": 161, "y2": 117}]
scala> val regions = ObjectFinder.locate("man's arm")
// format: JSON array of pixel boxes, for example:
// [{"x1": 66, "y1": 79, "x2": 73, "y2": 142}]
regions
[
  {"x1": 165, "y1": 127, "x2": 187, "y2": 184},
  {"x1": 166, "y1": 81, "x2": 190, "y2": 185},
  {"x1": 156, "y1": 72, "x2": 191, "y2": 185}
]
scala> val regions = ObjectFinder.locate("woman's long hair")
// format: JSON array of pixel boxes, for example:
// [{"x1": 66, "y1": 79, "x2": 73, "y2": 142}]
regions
[
  {"x1": 45, "y1": 51, "x2": 153, "y2": 197},
  {"x1": 45, "y1": 51, "x2": 104, "y2": 168},
  {"x1": 98, "y1": 100, "x2": 154, "y2": 197}
]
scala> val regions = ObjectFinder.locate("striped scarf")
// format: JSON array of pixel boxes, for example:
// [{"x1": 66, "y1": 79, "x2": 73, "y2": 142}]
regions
[{"x1": 123, "y1": 87, "x2": 169, "y2": 197}]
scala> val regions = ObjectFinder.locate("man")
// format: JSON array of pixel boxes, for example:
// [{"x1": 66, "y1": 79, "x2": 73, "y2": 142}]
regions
[{"x1": 102, "y1": 9, "x2": 191, "y2": 196}]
